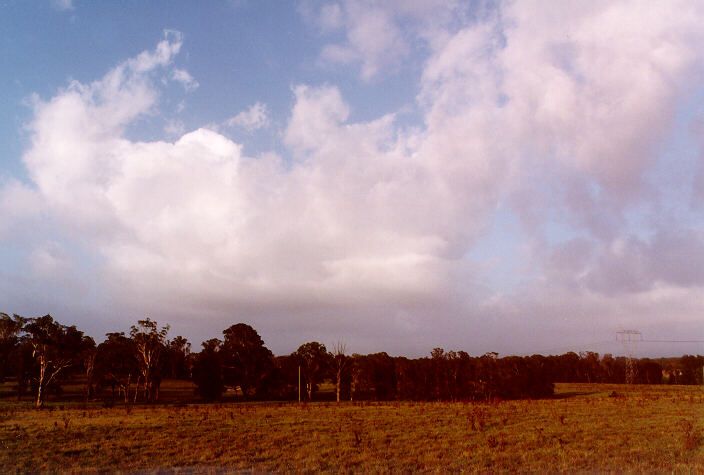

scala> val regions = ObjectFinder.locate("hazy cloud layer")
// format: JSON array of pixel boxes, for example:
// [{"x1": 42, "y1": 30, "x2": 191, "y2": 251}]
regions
[{"x1": 3, "y1": 3, "x2": 704, "y2": 355}]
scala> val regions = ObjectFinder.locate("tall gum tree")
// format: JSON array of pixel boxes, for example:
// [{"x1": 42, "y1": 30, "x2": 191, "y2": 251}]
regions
[
  {"x1": 294, "y1": 342, "x2": 331, "y2": 401},
  {"x1": 129, "y1": 318, "x2": 169, "y2": 402},
  {"x1": 24, "y1": 315, "x2": 84, "y2": 407},
  {"x1": 332, "y1": 340, "x2": 349, "y2": 402}
]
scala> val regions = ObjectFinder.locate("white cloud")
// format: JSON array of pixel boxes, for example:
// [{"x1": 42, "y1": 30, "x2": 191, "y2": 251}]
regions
[
  {"x1": 172, "y1": 68, "x2": 199, "y2": 91},
  {"x1": 6, "y1": 3, "x2": 704, "y2": 353},
  {"x1": 225, "y1": 102, "x2": 270, "y2": 132},
  {"x1": 501, "y1": 1, "x2": 704, "y2": 197},
  {"x1": 14, "y1": 29, "x2": 470, "y2": 343},
  {"x1": 20, "y1": 30, "x2": 184, "y2": 241},
  {"x1": 418, "y1": 1, "x2": 704, "y2": 239},
  {"x1": 17, "y1": 31, "x2": 452, "y2": 326},
  {"x1": 284, "y1": 85, "x2": 349, "y2": 152},
  {"x1": 315, "y1": 0, "x2": 460, "y2": 80},
  {"x1": 129, "y1": 30, "x2": 182, "y2": 73},
  {"x1": 0, "y1": 179, "x2": 42, "y2": 239}
]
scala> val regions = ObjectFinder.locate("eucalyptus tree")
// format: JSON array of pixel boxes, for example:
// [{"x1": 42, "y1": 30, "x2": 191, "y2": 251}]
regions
[
  {"x1": 95, "y1": 332, "x2": 139, "y2": 402},
  {"x1": 331, "y1": 340, "x2": 349, "y2": 402},
  {"x1": 294, "y1": 341, "x2": 331, "y2": 401},
  {"x1": 0, "y1": 313, "x2": 26, "y2": 383},
  {"x1": 221, "y1": 323, "x2": 274, "y2": 399},
  {"x1": 23, "y1": 314, "x2": 85, "y2": 407},
  {"x1": 192, "y1": 338, "x2": 224, "y2": 401},
  {"x1": 129, "y1": 318, "x2": 169, "y2": 402},
  {"x1": 165, "y1": 335, "x2": 191, "y2": 379}
]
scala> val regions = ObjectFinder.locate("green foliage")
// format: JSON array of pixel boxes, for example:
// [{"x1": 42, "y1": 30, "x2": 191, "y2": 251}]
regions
[
  {"x1": 221, "y1": 323, "x2": 274, "y2": 399},
  {"x1": 192, "y1": 339, "x2": 224, "y2": 401},
  {"x1": 129, "y1": 318, "x2": 169, "y2": 402},
  {"x1": 1, "y1": 313, "x2": 703, "y2": 409},
  {"x1": 0, "y1": 313, "x2": 26, "y2": 383},
  {"x1": 165, "y1": 335, "x2": 191, "y2": 379},
  {"x1": 23, "y1": 314, "x2": 86, "y2": 407},
  {"x1": 94, "y1": 332, "x2": 139, "y2": 403},
  {"x1": 293, "y1": 341, "x2": 332, "y2": 400}
]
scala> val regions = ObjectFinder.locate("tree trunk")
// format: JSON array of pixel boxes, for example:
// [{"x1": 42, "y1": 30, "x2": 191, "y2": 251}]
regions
[
  {"x1": 133, "y1": 375, "x2": 140, "y2": 403},
  {"x1": 36, "y1": 357, "x2": 47, "y2": 408},
  {"x1": 84, "y1": 355, "x2": 95, "y2": 403},
  {"x1": 125, "y1": 374, "x2": 131, "y2": 403},
  {"x1": 336, "y1": 369, "x2": 341, "y2": 403},
  {"x1": 36, "y1": 383, "x2": 43, "y2": 407}
]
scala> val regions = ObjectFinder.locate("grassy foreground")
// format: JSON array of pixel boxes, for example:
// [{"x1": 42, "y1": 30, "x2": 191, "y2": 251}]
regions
[{"x1": 1, "y1": 383, "x2": 703, "y2": 472}]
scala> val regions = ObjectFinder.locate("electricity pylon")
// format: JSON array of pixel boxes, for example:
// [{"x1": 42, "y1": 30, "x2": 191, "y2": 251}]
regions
[{"x1": 616, "y1": 330, "x2": 643, "y2": 384}]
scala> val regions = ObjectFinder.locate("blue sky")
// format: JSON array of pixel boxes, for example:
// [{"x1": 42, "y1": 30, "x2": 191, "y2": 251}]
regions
[{"x1": 2, "y1": 0, "x2": 704, "y2": 357}]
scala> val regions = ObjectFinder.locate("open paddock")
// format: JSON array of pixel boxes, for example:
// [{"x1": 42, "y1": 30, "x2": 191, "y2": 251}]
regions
[{"x1": 1, "y1": 383, "x2": 703, "y2": 471}]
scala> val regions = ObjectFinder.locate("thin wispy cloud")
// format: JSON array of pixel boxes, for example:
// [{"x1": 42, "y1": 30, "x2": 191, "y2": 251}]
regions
[
  {"x1": 172, "y1": 68, "x2": 199, "y2": 91},
  {"x1": 226, "y1": 103, "x2": 270, "y2": 132},
  {"x1": 50, "y1": 0, "x2": 74, "y2": 12}
]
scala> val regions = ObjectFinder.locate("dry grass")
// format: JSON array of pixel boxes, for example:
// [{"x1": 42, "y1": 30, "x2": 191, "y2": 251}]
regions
[{"x1": 1, "y1": 383, "x2": 703, "y2": 472}]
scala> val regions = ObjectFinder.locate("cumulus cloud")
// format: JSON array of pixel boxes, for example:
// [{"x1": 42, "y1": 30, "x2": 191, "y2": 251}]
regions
[
  {"x1": 225, "y1": 103, "x2": 270, "y2": 132},
  {"x1": 14, "y1": 32, "x2": 462, "y2": 346},
  {"x1": 504, "y1": 2, "x2": 703, "y2": 198},
  {"x1": 5, "y1": 3, "x2": 704, "y2": 354},
  {"x1": 21, "y1": 30, "x2": 183, "y2": 238}
]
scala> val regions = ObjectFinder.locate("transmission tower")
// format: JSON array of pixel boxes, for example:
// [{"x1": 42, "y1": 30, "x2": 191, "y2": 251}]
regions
[{"x1": 616, "y1": 330, "x2": 643, "y2": 384}]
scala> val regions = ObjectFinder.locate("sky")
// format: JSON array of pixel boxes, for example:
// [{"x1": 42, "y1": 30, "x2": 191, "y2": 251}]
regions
[{"x1": 2, "y1": 0, "x2": 704, "y2": 358}]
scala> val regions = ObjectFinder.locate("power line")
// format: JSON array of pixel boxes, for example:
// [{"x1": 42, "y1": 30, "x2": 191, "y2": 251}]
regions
[
  {"x1": 617, "y1": 330, "x2": 641, "y2": 383},
  {"x1": 641, "y1": 339, "x2": 704, "y2": 343},
  {"x1": 529, "y1": 340, "x2": 616, "y2": 355},
  {"x1": 526, "y1": 334, "x2": 704, "y2": 357}
]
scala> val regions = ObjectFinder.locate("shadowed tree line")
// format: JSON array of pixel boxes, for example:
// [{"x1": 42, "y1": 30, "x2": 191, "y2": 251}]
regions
[
  {"x1": 0, "y1": 313, "x2": 187, "y2": 407},
  {"x1": 1, "y1": 313, "x2": 702, "y2": 406}
]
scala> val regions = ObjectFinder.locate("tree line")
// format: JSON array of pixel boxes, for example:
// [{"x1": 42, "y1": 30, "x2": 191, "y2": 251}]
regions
[{"x1": 1, "y1": 313, "x2": 702, "y2": 407}]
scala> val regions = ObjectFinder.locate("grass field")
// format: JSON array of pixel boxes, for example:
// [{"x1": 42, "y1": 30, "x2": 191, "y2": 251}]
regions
[{"x1": 1, "y1": 382, "x2": 703, "y2": 472}]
